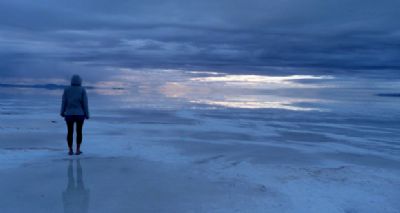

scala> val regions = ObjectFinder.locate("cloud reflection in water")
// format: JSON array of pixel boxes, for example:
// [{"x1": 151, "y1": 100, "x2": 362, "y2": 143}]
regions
[
  {"x1": 0, "y1": 69, "x2": 333, "y2": 111},
  {"x1": 158, "y1": 71, "x2": 333, "y2": 111}
]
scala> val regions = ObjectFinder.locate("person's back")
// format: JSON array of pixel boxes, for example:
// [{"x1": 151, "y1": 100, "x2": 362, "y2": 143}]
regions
[
  {"x1": 61, "y1": 75, "x2": 89, "y2": 117},
  {"x1": 60, "y1": 75, "x2": 90, "y2": 155}
]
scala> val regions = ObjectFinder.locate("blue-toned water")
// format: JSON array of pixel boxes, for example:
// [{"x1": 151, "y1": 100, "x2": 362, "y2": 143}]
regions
[{"x1": 1, "y1": 70, "x2": 400, "y2": 212}]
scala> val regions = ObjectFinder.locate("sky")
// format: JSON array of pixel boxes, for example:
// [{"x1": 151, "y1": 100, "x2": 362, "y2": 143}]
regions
[{"x1": 0, "y1": 0, "x2": 399, "y2": 80}]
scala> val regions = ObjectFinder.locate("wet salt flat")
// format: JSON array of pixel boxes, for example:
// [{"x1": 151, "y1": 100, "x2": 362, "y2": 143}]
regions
[{"x1": 0, "y1": 69, "x2": 400, "y2": 213}]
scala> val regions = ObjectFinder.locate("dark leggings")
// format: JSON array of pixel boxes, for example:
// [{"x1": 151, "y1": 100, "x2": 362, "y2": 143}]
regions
[{"x1": 65, "y1": 115, "x2": 85, "y2": 150}]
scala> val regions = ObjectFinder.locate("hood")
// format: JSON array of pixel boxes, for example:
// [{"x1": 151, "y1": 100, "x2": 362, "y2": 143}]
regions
[{"x1": 70, "y1": 75, "x2": 82, "y2": 86}]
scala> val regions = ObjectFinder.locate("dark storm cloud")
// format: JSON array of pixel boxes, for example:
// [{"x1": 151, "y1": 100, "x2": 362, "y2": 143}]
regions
[{"x1": 0, "y1": 0, "x2": 400, "y2": 79}]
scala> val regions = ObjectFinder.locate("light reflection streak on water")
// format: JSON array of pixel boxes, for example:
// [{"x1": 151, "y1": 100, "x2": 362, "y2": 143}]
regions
[
  {"x1": 155, "y1": 71, "x2": 333, "y2": 111},
  {"x1": 189, "y1": 100, "x2": 321, "y2": 111},
  {"x1": 189, "y1": 74, "x2": 333, "y2": 88}
]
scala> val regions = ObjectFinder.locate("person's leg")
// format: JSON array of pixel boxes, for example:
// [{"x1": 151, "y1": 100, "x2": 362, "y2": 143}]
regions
[
  {"x1": 75, "y1": 117, "x2": 84, "y2": 154},
  {"x1": 66, "y1": 118, "x2": 74, "y2": 154}
]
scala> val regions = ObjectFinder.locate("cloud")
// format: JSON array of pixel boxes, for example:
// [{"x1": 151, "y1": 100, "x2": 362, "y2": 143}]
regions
[{"x1": 0, "y1": 0, "x2": 399, "y2": 80}]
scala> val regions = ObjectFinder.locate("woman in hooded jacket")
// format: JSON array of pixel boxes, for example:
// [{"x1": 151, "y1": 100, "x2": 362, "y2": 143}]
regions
[{"x1": 60, "y1": 75, "x2": 90, "y2": 155}]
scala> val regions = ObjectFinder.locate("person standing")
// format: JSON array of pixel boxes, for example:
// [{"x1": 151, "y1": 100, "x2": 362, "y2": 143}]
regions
[{"x1": 60, "y1": 75, "x2": 90, "y2": 155}]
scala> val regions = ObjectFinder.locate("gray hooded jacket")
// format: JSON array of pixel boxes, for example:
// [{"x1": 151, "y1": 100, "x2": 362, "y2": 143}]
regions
[{"x1": 60, "y1": 75, "x2": 90, "y2": 119}]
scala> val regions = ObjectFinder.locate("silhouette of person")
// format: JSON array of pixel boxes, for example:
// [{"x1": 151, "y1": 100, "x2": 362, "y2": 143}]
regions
[
  {"x1": 62, "y1": 160, "x2": 90, "y2": 213},
  {"x1": 60, "y1": 75, "x2": 90, "y2": 155}
]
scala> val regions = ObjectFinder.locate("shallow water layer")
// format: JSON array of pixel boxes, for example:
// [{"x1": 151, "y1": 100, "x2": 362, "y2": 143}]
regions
[{"x1": 0, "y1": 70, "x2": 400, "y2": 213}]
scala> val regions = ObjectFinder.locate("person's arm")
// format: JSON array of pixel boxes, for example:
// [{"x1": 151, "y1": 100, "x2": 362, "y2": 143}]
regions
[
  {"x1": 82, "y1": 88, "x2": 90, "y2": 119},
  {"x1": 60, "y1": 89, "x2": 67, "y2": 117}
]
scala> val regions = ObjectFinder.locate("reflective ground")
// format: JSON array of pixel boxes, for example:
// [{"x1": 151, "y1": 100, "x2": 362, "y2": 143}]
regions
[{"x1": 0, "y1": 69, "x2": 400, "y2": 212}]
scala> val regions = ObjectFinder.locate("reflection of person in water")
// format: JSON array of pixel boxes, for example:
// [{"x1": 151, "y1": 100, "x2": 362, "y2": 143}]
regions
[{"x1": 62, "y1": 160, "x2": 90, "y2": 213}]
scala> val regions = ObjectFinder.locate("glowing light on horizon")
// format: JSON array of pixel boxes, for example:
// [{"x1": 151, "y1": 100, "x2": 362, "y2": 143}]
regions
[
  {"x1": 159, "y1": 73, "x2": 333, "y2": 111},
  {"x1": 189, "y1": 74, "x2": 334, "y2": 88},
  {"x1": 189, "y1": 99, "x2": 322, "y2": 111}
]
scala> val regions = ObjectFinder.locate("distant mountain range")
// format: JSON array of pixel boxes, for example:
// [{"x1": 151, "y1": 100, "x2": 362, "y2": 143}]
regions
[{"x1": 0, "y1": 83, "x2": 124, "y2": 90}]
